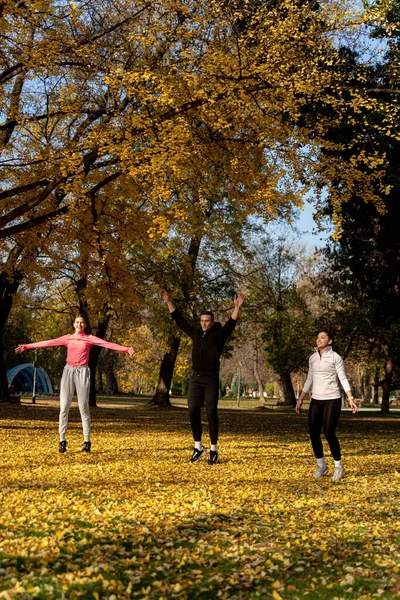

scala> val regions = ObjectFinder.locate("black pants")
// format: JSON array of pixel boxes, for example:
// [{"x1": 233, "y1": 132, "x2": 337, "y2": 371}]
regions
[
  {"x1": 188, "y1": 374, "x2": 219, "y2": 445},
  {"x1": 308, "y1": 397, "x2": 342, "y2": 461}
]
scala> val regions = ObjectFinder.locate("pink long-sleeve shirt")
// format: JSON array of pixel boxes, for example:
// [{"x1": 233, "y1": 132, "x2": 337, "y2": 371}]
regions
[{"x1": 20, "y1": 332, "x2": 131, "y2": 367}]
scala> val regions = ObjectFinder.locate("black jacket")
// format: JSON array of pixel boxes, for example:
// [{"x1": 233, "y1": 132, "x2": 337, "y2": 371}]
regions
[{"x1": 171, "y1": 309, "x2": 237, "y2": 375}]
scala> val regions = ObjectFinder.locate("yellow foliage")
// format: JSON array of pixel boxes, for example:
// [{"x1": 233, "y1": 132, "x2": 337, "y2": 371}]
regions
[
  {"x1": 0, "y1": 401, "x2": 399, "y2": 598},
  {"x1": 0, "y1": 0, "x2": 396, "y2": 247}
]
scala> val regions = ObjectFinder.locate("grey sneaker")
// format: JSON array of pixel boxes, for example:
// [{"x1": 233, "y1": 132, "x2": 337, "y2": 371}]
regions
[
  {"x1": 332, "y1": 465, "x2": 346, "y2": 481},
  {"x1": 313, "y1": 465, "x2": 328, "y2": 479},
  {"x1": 190, "y1": 447, "x2": 206, "y2": 463}
]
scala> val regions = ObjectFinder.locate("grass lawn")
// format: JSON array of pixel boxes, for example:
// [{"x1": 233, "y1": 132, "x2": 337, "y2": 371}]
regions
[{"x1": 0, "y1": 399, "x2": 399, "y2": 599}]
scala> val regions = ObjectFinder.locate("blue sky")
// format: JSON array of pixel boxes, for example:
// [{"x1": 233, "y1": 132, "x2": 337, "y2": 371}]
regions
[{"x1": 295, "y1": 200, "x2": 332, "y2": 249}]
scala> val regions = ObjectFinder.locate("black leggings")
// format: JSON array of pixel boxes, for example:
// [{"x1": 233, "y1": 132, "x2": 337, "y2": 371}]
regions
[
  {"x1": 308, "y1": 398, "x2": 342, "y2": 461},
  {"x1": 188, "y1": 374, "x2": 219, "y2": 445}
]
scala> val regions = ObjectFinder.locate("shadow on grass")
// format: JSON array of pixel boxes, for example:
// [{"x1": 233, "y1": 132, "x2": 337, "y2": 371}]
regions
[{"x1": 1, "y1": 505, "x2": 399, "y2": 599}]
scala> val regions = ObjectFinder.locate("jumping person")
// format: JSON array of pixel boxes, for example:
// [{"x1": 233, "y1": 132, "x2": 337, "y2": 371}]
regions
[
  {"x1": 296, "y1": 330, "x2": 358, "y2": 481},
  {"x1": 161, "y1": 290, "x2": 245, "y2": 465},
  {"x1": 15, "y1": 314, "x2": 134, "y2": 453}
]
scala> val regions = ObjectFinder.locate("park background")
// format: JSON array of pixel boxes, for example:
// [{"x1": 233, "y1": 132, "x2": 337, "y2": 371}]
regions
[{"x1": 1, "y1": 0, "x2": 400, "y2": 598}]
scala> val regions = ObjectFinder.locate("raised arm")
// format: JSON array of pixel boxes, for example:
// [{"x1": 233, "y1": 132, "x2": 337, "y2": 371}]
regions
[
  {"x1": 15, "y1": 336, "x2": 69, "y2": 354},
  {"x1": 160, "y1": 289, "x2": 176, "y2": 313},
  {"x1": 219, "y1": 292, "x2": 245, "y2": 342},
  {"x1": 161, "y1": 289, "x2": 196, "y2": 338},
  {"x1": 89, "y1": 336, "x2": 134, "y2": 356},
  {"x1": 231, "y1": 291, "x2": 245, "y2": 321}
]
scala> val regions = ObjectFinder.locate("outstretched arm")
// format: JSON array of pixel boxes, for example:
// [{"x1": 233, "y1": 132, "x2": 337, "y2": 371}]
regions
[
  {"x1": 15, "y1": 336, "x2": 69, "y2": 354},
  {"x1": 89, "y1": 337, "x2": 134, "y2": 356},
  {"x1": 160, "y1": 290, "x2": 176, "y2": 313}
]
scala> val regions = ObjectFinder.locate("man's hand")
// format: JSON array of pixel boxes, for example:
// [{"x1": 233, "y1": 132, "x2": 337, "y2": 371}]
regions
[
  {"x1": 15, "y1": 345, "x2": 24, "y2": 354},
  {"x1": 160, "y1": 290, "x2": 170, "y2": 304},
  {"x1": 127, "y1": 347, "x2": 135, "y2": 356},
  {"x1": 231, "y1": 291, "x2": 245, "y2": 320},
  {"x1": 233, "y1": 291, "x2": 245, "y2": 308}
]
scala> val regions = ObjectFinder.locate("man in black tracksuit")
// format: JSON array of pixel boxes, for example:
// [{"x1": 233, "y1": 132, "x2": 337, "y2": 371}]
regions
[{"x1": 161, "y1": 290, "x2": 245, "y2": 464}]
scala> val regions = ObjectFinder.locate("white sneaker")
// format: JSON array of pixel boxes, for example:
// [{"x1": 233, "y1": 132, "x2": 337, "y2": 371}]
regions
[
  {"x1": 313, "y1": 465, "x2": 328, "y2": 479},
  {"x1": 332, "y1": 466, "x2": 346, "y2": 481}
]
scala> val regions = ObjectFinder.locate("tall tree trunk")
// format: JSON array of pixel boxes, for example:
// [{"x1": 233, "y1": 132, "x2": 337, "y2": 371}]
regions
[
  {"x1": 88, "y1": 309, "x2": 111, "y2": 407},
  {"x1": 105, "y1": 370, "x2": 119, "y2": 395},
  {"x1": 152, "y1": 219, "x2": 204, "y2": 406},
  {"x1": 373, "y1": 366, "x2": 380, "y2": 404},
  {"x1": 149, "y1": 336, "x2": 180, "y2": 407},
  {"x1": 381, "y1": 356, "x2": 393, "y2": 414},
  {"x1": 359, "y1": 366, "x2": 365, "y2": 401},
  {"x1": 105, "y1": 353, "x2": 119, "y2": 394},
  {"x1": 0, "y1": 266, "x2": 23, "y2": 402},
  {"x1": 75, "y1": 272, "x2": 111, "y2": 407},
  {"x1": 253, "y1": 343, "x2": 265, "y2": 404},
  {"x1": 97, "y1": 363, "x2": 104, "y2": 393},
  {"x1": 279, "y1": 371, "x2": 296, "y2": 406}
]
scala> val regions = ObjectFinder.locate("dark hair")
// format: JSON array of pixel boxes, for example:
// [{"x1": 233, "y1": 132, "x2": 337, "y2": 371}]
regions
[
  {"x1": 200, "y1": 310, "x2": 214, "y2": 321},
  {"x1": 318, "y1": 329, "x2": 334, "y2": 343},
  {"x1": 74, "y1": 313, "x2": 90, "y2": 333}
]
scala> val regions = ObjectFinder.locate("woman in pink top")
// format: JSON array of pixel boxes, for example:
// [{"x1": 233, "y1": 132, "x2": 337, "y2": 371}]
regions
[{"x1": 15, "y1": 314, "x2": 134, "y2": 453}]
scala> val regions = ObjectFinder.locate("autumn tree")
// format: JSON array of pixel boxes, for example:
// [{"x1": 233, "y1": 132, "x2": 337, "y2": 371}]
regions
[
  {"x1": 1, "y1": 0, "x2": 398, "y2": 402},
  {"x1": 315, "y1": 2, "x2": 400, "y2": 413},
  {"x1": 232, "y1": 234, "x2": 316, "y2": 406}
]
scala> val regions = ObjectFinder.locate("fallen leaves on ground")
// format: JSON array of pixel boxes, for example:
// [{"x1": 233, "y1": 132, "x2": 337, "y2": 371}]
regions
[{"x1": 0, "y1": 400, "x2": 399, "y2": 599}]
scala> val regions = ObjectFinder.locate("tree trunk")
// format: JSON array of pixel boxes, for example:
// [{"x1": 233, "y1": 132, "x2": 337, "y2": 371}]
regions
[
  {"x1": 105, "y1": 356, "x2": 119, "y2": 395},
  {"x1": 359, "y1": 366, "x2": 365, "y2": 401},
  {"x1": 363, "y1": 370, "x2": 372, "y2": 403},
  {"x1": 0, "y1": 266, "x2": 23, "y2": 402},
  {"x1": 253, "y1": 348, "x2": 265, "y2": 404},
  {"x1": 106, "y1": 370, "x2": 119, "y2": 395},
  {"x1": 373, "y1": 366, "x2": 380, "y2": 404},
  {"x1": 88, "y1": 308, "x2": 111, "y2": 407},
  {"x1": 279, "y1": 371, "x2": 296, "y2": 406},
  {"x1": 151, "y1": 221, "x2": 204, "y2": 407},
  {"x1": 0, "y1": 337, "x2": 10, "y2": 403},
  {"x1": 381, "y1": 356, "x2": 393, "y2": 414},
  {"x1": 97, "y1": 363, "x2": 104, "y2": 393},
  {"x1": 75, "y1": 271, "x2": 111, "y2": 408},
  {"x1": 149, "y1": 336, "x2": 180, "y2": 407}
]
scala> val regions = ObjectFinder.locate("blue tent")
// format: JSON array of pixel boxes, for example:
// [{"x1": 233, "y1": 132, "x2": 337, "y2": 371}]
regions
[{"x1": 7, "y1": 364, "x2": 54, "y2": 394}]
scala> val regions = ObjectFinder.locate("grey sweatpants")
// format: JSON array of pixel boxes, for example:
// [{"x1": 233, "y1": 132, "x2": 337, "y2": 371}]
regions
[{"x1": 59, "y1": 364, "x2": 91, "y2": 441}]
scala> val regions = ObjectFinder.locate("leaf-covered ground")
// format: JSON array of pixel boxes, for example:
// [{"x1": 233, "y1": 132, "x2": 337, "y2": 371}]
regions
[{"x1": 0, "y1": 400, "x2": 399, "y2": 599}]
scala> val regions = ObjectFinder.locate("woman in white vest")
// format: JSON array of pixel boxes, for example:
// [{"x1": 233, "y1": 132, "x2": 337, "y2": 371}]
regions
[{"x1": 296, "y1": 330, "x2": 358, "y2": 481}]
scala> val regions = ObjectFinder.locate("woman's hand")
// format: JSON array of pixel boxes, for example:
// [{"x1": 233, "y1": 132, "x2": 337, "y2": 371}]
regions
[
  {"x1": 127, "y1": 348, "x2": 135, "y2": 356},
  {"x1": 349, "y1": 398, "x2": 358, "y2": 414},
  {"x1": 295, "y1": 397, "x2": 303, "y2": 413},
  {"x1": 15, "y1": 345, "x2": 24, "y2": 354}
]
